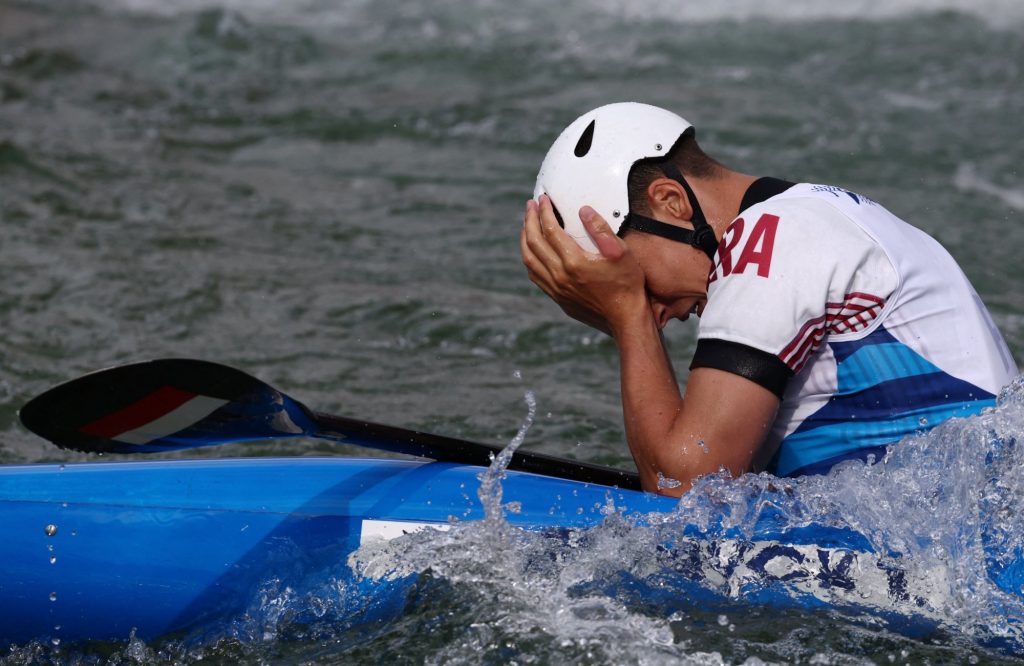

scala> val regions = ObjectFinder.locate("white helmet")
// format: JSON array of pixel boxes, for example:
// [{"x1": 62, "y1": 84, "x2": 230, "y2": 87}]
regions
[{"x1": 533, "y1": 102, "x2": 694, "y2": 253}]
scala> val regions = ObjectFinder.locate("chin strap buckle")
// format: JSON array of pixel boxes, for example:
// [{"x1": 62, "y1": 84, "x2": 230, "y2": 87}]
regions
[{"x1": 691, "y1": 224, "x2": 719, "y2": 262}]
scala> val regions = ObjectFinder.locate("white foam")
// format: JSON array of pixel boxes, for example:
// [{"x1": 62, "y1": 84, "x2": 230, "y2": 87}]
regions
[
  {"x1": 112, "y1": 0, "x2": 301, "y2": 17},
  {"x1": 102, "y1": 0, "x2": 1024, "y2": 28},
  {"x1": 598, "y1": 0, "x2": 1024, "y2": 25},
  {"x1": 955, "y1": 163, "x2": 1024, "y2": 212},
  {"x1": 336, "y1": 377, "x2": 1024, "y2": 659}
]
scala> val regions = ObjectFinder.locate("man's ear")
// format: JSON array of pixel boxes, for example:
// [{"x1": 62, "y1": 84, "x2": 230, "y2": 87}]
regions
[{"x1": 646, "y1": 178, "x2": 693, "y2": 224}]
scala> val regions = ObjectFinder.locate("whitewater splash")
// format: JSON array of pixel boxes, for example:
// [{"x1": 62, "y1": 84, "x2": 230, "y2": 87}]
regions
[{"x1": 341, "y1": 380, "x2": 1024, "y2": 661}]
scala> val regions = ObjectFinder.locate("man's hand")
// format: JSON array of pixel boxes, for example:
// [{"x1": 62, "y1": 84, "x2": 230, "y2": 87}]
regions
[
  {"x1": 520, "y1": 196, "x2": 778, "y2": 496},
  {"x1": 520, "y1": 196, "x2": 648, "y2": 337}
]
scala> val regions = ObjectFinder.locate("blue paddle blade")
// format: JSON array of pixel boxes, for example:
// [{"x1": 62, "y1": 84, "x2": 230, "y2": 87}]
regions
[{"x1": 19, "y1": 359, "x2": 318, "y2": 453}]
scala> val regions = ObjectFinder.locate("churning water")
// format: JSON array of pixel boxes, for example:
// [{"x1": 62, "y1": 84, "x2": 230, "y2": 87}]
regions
[{"x1": 2, "y1": 0, "x2": 1023, "y2": 663}]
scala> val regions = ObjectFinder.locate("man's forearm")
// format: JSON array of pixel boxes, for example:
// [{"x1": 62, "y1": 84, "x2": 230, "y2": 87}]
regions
[{"x1": 612, "y1": 305, "x2": 688, "y2": 491}]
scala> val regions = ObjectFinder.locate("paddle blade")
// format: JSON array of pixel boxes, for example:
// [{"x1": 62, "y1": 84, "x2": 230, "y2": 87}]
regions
[{"x1": 19, "y1": 359, "x2": 317, "y2": 453}]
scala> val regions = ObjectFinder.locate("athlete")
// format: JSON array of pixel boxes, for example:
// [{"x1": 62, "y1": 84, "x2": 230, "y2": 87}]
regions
[{"x1": 521, "y1": 102, "x2": 1017, "y2": 496}]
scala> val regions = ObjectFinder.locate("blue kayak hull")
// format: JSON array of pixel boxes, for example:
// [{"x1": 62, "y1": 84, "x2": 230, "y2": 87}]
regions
[
  {"x1": 0, "y1": 457, "x2": 674, "y2": 645},
  {"x1": 3, "y1": 456, "x2": 1021, "y2": 650}
]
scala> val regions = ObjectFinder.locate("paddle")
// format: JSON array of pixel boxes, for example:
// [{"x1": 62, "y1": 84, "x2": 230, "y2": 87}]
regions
[{"x1": 19, "y1": 359, "x2": 642, "y2": 490}]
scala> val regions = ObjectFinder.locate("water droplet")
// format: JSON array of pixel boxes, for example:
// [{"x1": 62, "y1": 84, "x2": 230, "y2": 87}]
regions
[
  {"x1": 697, "y1": 439, "x2": 709, "y2": 454},
  {"x1": 51, "y1": 637, "x2": 60, "y2": 647},
  {"x1": 45, "y1": 524, "x2": 57, "y2": 537},
  {"x1": 656, "y1": 472, "x2": 682, "y2": 490},
  {"x1": 918, "y1": 416, "x2": 928, "y2": 426},
  {"x1": 58, "y1": 465, "x2": 65, "y2": 472},
  {"x1": 512, "y1": 369, "x2": 522, "y2": 380},
  {"x1": 717, "y1": 614, "x2": 729, "y2": 626},
  {"x1": 49, "y1": 556, "x2": 57, "y2": 565},
  {"x1": 71, "y1": 530, "x2": 77, "y2": 537},
  {"x1": 49, "y1": 592, "x2": 57, "y2": 602}
]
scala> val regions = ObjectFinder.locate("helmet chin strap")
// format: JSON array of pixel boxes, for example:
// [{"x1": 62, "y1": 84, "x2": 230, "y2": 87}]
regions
[{"x1": 619, "y1": 163, "x2": 719, "y2": 262}]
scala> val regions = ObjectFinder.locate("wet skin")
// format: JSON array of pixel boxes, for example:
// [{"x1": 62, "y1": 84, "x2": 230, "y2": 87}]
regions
[{"x1": 521, "y1": 195, "x2": 780, "y2": 496}]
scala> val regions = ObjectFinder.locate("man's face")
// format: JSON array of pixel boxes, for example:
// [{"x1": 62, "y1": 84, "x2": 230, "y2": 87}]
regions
[{"x1": 623, "y1": 231, "x2": 709, "y2": 330}]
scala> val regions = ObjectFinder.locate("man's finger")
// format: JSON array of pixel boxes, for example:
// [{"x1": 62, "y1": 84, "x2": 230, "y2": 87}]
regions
[
  {"x1": 579, "y1": 206, "x2": 626, "y2": 261},
  {"x1": 537, "y1": 195, "x2": 589, "y2": 257},
  {"x1": 521, "y1": 201, "x2": 563, "y2": 290},
  {"x1": 521, "y1": 225, "x2": 555, "y2": 288},
  {"x1": 524, "y1": 199, "x2": 571, "y2": 272}
]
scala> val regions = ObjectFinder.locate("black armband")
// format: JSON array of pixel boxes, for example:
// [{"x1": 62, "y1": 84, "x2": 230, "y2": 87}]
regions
[{"x1": 690, "y1": 339, "x2": 792, "y2": 399}]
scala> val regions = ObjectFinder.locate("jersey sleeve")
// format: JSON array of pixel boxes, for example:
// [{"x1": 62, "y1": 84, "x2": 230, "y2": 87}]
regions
[{"x1": 691, "y1": 197, "x2": 898, "y2": 396}]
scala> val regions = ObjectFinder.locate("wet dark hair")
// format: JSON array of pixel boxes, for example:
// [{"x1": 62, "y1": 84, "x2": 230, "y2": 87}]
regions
[{"x1": 626, "y1": 131, "x2": 724, "y2": 216}]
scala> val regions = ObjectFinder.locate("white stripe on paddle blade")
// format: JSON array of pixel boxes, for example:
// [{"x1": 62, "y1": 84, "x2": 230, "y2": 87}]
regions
[{"x1": 113, "y1": 395, "x2": 229, "y2": 445}]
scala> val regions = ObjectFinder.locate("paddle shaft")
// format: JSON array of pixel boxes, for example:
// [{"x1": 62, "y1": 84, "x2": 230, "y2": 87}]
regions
[{"x1": 312, "y1": 411, "x2": 643, "y2": 490}]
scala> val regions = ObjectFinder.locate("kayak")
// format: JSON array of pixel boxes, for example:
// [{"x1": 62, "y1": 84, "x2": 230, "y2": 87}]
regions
[
  {"x1": 0, "y1": 454, "x2": 995, "y2": 648},
  {"x1": 8, "y1": 360, "x2": 1024, "y2": 652},
  {"x1": 0, "y1": 456, "x2": 674, "y2": 646}
]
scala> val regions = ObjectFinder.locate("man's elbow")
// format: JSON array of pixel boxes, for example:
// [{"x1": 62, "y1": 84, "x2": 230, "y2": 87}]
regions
[{"x1": 638, "y1": 449, "x2": 753, "y2": 497}]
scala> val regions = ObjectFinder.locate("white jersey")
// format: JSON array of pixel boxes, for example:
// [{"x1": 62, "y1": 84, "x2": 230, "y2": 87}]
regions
[{"x1": 694, "y1": 181, "x2": 1017, "y2": 477}]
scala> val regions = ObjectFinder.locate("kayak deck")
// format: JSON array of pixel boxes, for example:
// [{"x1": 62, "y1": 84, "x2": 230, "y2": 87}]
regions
[{"x1": 0, "y1": 457, "x2": 671, "y2": 645}]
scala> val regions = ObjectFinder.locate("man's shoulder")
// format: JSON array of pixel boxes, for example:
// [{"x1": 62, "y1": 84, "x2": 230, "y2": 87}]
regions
[
  {"x1": 739, "y1": 183, "x2": 871, "y2": 219},
  {"x1": 712, "y1": 187, "x2": 882, "y2": 287},
  {"x1": 731, "y1": 185, "x2": 870, "y2": 241}
]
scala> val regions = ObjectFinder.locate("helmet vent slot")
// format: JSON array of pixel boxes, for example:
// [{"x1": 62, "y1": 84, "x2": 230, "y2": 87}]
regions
[
  {"x1": 574, "y1": 120, "x2": 596, "y2": 157},
  {"x1": 551, "y1": 204, "x2": 565, "y2": 229}
]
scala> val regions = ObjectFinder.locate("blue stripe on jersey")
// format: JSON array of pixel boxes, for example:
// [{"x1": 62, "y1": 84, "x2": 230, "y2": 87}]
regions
[
  {"x1": 829, "y1": 343, "x2": 938, "y2": 395},
  {"x1": 771, "y1": 326, "x2": 995, "y2": 477},
  {"x1": 774, "y1": 396, "x2": 993, "y2": 476}
]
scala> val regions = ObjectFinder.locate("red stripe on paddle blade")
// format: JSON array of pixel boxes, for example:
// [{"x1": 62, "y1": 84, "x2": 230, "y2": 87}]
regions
[{"x1": 79, "y1": 386, "x2": 198, "y2": 439}]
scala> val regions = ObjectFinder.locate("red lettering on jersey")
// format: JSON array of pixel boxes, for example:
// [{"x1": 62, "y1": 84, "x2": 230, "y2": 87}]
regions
[
  {"x1": 708, "y1": 218, "x2": 745, "y2": 284},
  {"x1": 732, "y1": 213, "x2": 779, "y2": 278}
]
